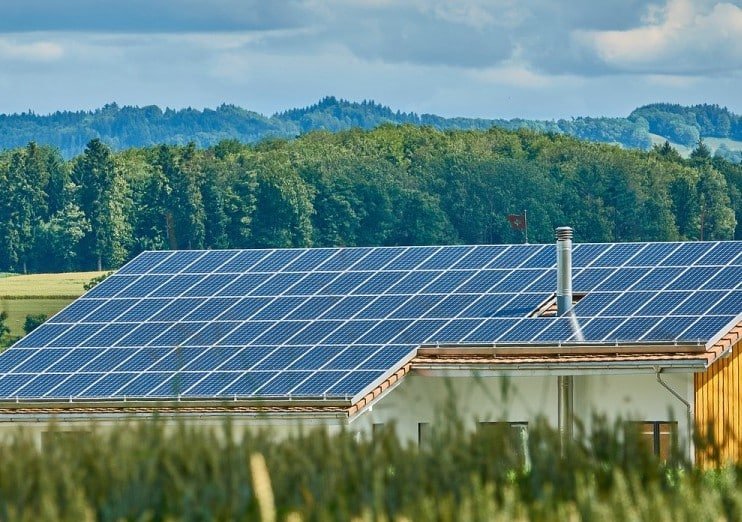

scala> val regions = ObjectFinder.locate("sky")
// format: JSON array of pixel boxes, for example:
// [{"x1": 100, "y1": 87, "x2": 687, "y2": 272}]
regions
[{"x1": 0, "y1": 0, "x2": 740, "y2": 120}]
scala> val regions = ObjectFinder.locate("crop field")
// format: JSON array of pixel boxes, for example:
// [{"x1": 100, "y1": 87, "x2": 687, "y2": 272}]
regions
[{"x1": 0, "y1": 272, "x2": 104, "y2": 337}]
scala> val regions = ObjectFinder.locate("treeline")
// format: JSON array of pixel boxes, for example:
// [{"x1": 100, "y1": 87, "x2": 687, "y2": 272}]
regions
[
  {"x1": 0, "y1": 125, "x2": 740, "y2": 274},
  {"x1": 630, "y1": 103, "x2": 742, "y2": 146},
  {"x1": 7, "y1": 97, "x2": 741, "y2": 159}
]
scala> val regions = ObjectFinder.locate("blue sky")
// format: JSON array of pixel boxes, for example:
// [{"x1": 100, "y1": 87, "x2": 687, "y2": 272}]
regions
[{"x1": 1, "y1": 0, "x2": 740, "y2": 119}]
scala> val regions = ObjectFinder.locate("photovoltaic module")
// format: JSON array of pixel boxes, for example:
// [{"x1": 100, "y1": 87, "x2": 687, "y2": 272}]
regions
[{"x1": 0, "y1": 241, "x2": 740, "y2": 402}]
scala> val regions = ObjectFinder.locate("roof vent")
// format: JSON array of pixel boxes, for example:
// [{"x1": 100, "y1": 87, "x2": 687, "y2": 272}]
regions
[{"x1": 556, "y1": 226, "x2": 573, "y2": 316}]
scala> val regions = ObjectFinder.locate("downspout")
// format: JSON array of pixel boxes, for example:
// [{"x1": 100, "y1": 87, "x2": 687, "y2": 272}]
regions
[
  {"x1": 655, "y1": 367, "x2": 693, "y2": 460},
  {"x1": 556, "y1": 226, "x2": 574, "y2": 455}
]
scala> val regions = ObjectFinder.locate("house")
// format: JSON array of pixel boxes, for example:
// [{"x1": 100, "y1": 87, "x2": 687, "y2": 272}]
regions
[{"x1": 0, "y1": 228, "x2": 739, "y2": 462}]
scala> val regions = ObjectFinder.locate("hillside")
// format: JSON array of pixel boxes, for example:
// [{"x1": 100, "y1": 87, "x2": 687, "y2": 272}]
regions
[{"x1": 2, "y1": 98, "x2": 739, "y2": 159}]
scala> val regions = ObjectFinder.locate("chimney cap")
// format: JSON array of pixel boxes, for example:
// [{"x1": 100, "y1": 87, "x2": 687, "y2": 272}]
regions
[{"x1": 556, "y1": 226, "x2": 573, "y2": 240}]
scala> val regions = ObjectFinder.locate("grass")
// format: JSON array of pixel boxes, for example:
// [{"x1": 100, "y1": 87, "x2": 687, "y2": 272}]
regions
[
  {"x1": 0, "y1": 416, "x2": 738, "y2": 521},
  {"x1": 0, "y1": 298, "x2": 76, "y2": 336},
  {"x1": 648, "y1": 134, "x2": 742, "y2": 158},
  {"x1": 0, "y1": 271, "x2": 105, "y2": 299},
  {"x1": 0, "y1": 271, "x2": 103, "y2": 337}
]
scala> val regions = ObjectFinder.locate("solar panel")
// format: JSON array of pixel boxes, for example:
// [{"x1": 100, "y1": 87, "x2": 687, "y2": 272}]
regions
[
  {"x1": 283, "y1": 248, "x2": 337, "y2": 271},
  {"x1": 115, "y1": 251, "x2": 173, "y2": 274},
  {"x1": 181, "y1": 250, "x2": 239, "y2": 273},
  {"x1": 250, "y1": 250, "x2": 305, "y2": 272},
  {"x1": 78, "y1": 298, "x2": 138, "y2": 322},
  {"x1": 48, "y1": 299, "x2": 104, "y2": 323},
  {"x1": 186, "y1": 372, "x2": 241, "y2": 396},
  {"x1": 150, "y1": 371, "x2": 209, "y2": 397},
  {"x1": 291, "y1": 371, "x2": 349, "y2": 396},
  {"x1": 696, "y1": 242, "x2": 742, "y2": 266},
  {"x1": 591, "y1": 243, "x2": 645, "y2": 267},
  {"x1": 1, "y1": 241, "x2": 739, "y2": 403},
  {"x1": 148, "y1": 251, "x2": 204, "y2": 274},
  {"x1": 223, "y1": 372, "x2": 277, "y2": 395}
]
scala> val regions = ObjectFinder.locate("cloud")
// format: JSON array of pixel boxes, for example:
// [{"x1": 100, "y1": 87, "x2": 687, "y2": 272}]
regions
[
  {"x1": 0, "y1": 0, "x2": 306, "y2": 33},
  {"x1": 574, "y1": 0, "x2": 742, "y2": 75},
  {"x1": 0, "y1": 0, "x2": 739, "y2": 119},
  {"x1": 0, "y1": 38, "x2": 63, "y2": 61}
]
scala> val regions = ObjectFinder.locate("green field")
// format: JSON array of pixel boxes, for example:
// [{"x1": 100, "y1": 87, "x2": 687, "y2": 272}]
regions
[
  {"x1": 0, "y1": 271, "x2": 104, "y2": 337},
  {"x1": 649, "y1": 133, "x2": 742, "y2": 158}
]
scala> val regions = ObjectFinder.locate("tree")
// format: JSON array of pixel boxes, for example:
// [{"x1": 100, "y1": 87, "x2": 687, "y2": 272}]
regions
[
  {"x1": 249, "y1": 155, "x2": 314, "y2": 248},
  {"x1": 669, "y1": 172, "x2": 700, "y2": 240},
  {"x1": 697, "y1": 166, "x2": 736, "y2": 240},
  {"x1": 23, "y1": 314, "x2": 46, "y2": 334},
  {"x1": 652, "y1": 141, "x2": 682, "y2": 162},
  {"x1": 0, "y1": 311, "x2": 9, "y2": 338},
  {"x1": 36, "y1": 203, "x2": 91, "y2": 272},
  {"x1": 690, "y1": 139, "x2": 712, "y2": 161},
  {"x1": 154, "y1": 144, "x2": 205, "y2": 249},
  {"x1": 74, "y1": 139, "x2": 131, "y2": 270},
  {"x1": 0, "y1": 145, "x2": 48, "y2": 273},
  {"x1": 43, "y1": 147, "x2": 74, "y2": 216}
]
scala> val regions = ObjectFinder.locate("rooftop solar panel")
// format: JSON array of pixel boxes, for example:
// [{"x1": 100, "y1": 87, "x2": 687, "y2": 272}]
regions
[{"x1": 1, "y1": 241, "x2": 740, "y2": 403}]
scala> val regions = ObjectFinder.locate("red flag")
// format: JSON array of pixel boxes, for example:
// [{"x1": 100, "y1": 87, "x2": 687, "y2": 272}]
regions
[{"x1": 507, "y1": 213, "x2": 526, "y2": 231}]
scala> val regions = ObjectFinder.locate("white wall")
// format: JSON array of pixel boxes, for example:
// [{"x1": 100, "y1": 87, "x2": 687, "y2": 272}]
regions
[
  {"x1": 0, "y1": 370, "x2": 695, "y2": 455},
  {"x1": 351, "y1": 370, "x2": 694, "y2": 453},
  {"x1": 0, "y1": 413, "x2": 346, "y2": 448}
]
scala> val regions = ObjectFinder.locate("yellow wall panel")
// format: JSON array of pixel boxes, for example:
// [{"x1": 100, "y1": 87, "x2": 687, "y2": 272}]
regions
[{"x1": 695, "y1": 339, "x2": 742, "y2": 464}]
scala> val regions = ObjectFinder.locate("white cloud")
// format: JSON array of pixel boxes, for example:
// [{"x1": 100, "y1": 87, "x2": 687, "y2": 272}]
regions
[
  {"x1": 0, "y1": 1, "x2": 740, "y2": 118},
  {"x1": 0, "y1": 38, "x2": 63, "y2": 61},
  {"x1": 575, "y1": 0, "x2": 742, "y2": 75},
  {"x1": 469, "y1": 64, "x2": 578, "y2": 88}
]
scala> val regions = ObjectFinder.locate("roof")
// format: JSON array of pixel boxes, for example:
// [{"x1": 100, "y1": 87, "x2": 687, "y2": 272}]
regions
[{"x1": 0, "y1": 241, "x2": 739, "y2": 407}]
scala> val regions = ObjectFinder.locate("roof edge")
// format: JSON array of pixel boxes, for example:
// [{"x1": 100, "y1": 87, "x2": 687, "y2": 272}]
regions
[{"x1": 417, "y1": 341, "x2": 707, "y2": 357}]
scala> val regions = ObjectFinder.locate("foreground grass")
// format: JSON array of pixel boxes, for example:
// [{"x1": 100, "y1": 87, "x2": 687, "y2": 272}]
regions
[{"x1": 0, "y1": 417, "x2": 739, "y2": 521}]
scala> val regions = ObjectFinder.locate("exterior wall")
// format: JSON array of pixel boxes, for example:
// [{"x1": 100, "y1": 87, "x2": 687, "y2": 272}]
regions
[
  {"x1": 0, "y1": 414, "x2": 346, "y2": 448},
  {"x1": 353, "y1": 371, "x2": 693, "y2": 455},
  {"x1": 575, "y1": 372, "x2": 692, "y2": 439},
  {"x1": 695, "y1": 338, "x2": 742, "y2": 464},
  {"x1": 0, "y1": 371, "x2": 695, "y2": 457}
]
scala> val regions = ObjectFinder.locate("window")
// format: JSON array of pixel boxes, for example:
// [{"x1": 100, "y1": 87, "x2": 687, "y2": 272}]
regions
[
  {"x1": 478, "y1": 421, "x2": 530, "y2": 468},
  {"x1": 418, "y1": 422, "x2": 430, "y2": 448},
  {"x1": 628, "y1": 421, "x2": 677, "y2": 460},
  {"x1": 41, "y1": 430, "x2": 91, "y2": 451}
]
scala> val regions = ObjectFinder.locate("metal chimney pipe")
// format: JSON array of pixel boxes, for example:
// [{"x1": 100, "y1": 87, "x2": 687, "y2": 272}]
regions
[
  {"x1": 556, "y1": 226, "x2": 574, "y2": 455},
  {"x1": 556, "y1": 226, "x2": 573, "y2": 316}
]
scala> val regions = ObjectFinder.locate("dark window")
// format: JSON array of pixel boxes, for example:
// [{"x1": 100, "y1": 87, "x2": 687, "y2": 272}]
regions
[
  {"x1": 478, "y1": 421, "x2": 530, "y2": 468},
  {"x1": 418, "y1": 422, "x2": 431, "y2": 448},
  {"x1": 41, "y1": 430, "x2": 92, "y2": 451},
  {"x1": 629, "y1": 421, "x2": 677, "y2": 460}
]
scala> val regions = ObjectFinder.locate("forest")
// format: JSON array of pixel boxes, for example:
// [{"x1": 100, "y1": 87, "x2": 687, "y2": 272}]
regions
[
  {"x1": 0, "y1": 125, "x2": 740, "y2": 274},
  {"x1": 1, "y1": 98, "x2": 740, "y2": 159}
]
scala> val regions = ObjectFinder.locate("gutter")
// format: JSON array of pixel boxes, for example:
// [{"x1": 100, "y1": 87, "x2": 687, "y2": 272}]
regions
[
  {"x1": 655, "y1": 367, "x2": 693, "y2": 460},
  {"x1": 0, "y1": 410, "x2": 350, "y2": 423},
  {"x1": 417, "y1": 341, "x2": 708, "y2": 357},
  {"x1": 0, "y1": 397, "x2": 352, "y2": 409},
  {"x1": 412, "y1": 359, "x2": 708, "y2": 374}
]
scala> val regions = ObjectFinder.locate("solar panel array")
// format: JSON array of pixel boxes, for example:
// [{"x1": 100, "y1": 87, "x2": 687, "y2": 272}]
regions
[{"x1": 0, "y1": 241, "x2": 740, "y2": 402}]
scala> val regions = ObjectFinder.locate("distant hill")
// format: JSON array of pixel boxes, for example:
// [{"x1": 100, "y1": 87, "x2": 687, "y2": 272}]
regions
[{"x1": 0, "y1": 97, "x2": 740, "y2": 160}]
